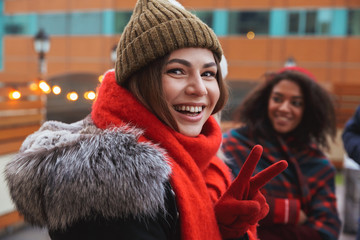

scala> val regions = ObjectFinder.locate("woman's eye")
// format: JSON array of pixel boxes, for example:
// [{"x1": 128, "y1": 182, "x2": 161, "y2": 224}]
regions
[
  {"x1": 292, "y1": 100, "x2": 303, "y2": 107},
  {"x1": 272, "y1": 96, "x2": 282, "y2": 103},
  {"x1": 202, "y1": 71, "x2": 216, "y2": 78},
  {"x1": 167, "y1": 68, "x2": 183, "y2": 75}
]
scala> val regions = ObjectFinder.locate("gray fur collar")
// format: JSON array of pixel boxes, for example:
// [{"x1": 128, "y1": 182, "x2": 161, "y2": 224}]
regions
[{"x1": 5, "y1": 116, "x2": 171, "y2": 230}]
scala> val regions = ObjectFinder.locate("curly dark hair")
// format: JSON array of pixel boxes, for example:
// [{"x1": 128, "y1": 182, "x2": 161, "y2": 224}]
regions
[{"x1": 233, "y1": 69, "x2": 336, "y2": 150}]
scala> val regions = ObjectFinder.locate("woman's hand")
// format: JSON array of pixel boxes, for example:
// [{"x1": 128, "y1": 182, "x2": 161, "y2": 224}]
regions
[{"x1": 214, "y1": 145, "x2": 288, "y2": 239}]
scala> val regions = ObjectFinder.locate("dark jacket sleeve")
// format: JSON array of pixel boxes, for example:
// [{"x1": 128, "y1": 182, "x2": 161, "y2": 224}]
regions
[
  {"x1": 49, "y1": 182, "x2": 179, "y2": 240},
  {"x1": 342, "y1": 106, "x2": 360, "y2": 165}
]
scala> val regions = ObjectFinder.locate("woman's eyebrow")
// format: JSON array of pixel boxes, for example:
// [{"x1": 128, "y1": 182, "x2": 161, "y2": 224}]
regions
[
  {"x1": 272, "y1": 92, "x2": 303, "y2": 99},
  {"x1": 167, "y1": 59, "x2": 216, "y2": 69},
  {"x1": 167, "y1": 58, "x2": 191, "y2": 67},
  {"x1": 203, "y1": 62, "x2": 216, "y2": 68}
]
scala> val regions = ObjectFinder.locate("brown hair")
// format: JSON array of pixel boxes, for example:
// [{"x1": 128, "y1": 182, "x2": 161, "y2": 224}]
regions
[
  {"x1": 123, "y1": 52, "x2": 228, "y2": 131},
  {"x1": 234, "y1": 70, "x2": 336, "y2": 150}
]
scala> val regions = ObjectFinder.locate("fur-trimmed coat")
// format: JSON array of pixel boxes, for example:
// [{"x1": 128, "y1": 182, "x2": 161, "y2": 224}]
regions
[
  {"x1": 6, "y1": 70, "x2": 254, "y2": 240},
  {"x1": 5, "y1": 116, "x2": 178, "y2": 239}
]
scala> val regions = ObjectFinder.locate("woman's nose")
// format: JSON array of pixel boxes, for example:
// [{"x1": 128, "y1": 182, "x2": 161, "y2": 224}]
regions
[
  {"x1": 279, "y1": 101, "x2": 291, "y2": 112},
  {"x1": 186, "y1": 74, "x2": 207, "y2": 96}
]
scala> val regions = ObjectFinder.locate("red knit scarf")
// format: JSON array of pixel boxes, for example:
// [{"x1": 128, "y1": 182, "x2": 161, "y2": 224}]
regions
[{"x1": 91, "y1": 70, "x2": 231, "y2": 240}]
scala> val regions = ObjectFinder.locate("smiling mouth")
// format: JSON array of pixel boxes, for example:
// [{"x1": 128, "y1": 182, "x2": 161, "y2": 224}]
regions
[
  {"x1": 276, "y1": 116, "x2": 291, "y2": 122},
  {"x1": 174, "y1": 105, "x2": 204, "y2": 116}
]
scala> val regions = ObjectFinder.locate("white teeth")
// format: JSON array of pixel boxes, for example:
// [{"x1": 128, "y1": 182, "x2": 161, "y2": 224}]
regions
[{"x1": 174, "y1": 105, "x2": 203, "y2": 113}]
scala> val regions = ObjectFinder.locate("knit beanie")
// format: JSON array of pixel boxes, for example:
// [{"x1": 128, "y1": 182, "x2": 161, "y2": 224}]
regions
[
  {"x1": 115, "y1": 0, "x2": 223, "y2": 85},
  {"x1": 278, "y1": 66, "x2": 317, "y2": 81}
]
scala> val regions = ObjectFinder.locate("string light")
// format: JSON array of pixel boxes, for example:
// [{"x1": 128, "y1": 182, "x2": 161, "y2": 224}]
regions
[
  {"x1": 84, "y1": 91, "x2": 96, "y2": 100},
  {"x1": 4, "y1": 74, "x2": 101, "y2": 102},
  {"x1": 39, "y1": 80, "x2": 51, "y2": 94},
  {"x1": 29, "y1": 82, "x2": 39, "y2": 91},
  {"x1": 98, "y1": 75, "x2": 104, "y2": 83},
  {"x1": 52, "y1": 85, "x2": 61, "y2": 95},
  {"x1": 8, "y1": 90, "x2": 21, "y2": 100},
  {"x1": 67, "y1": 92, "x2": 78, "y2": 101}
]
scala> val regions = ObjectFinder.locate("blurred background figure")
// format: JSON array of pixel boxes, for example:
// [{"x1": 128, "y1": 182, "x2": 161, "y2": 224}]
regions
[
  {"x1": 221, "y1": 66, "x2": 341, "y2": 240},
  {"x1": 343, "y1": 105, "x2": 360, "y2": 165},
  {"x1": 342, "y1": 105, "x2": 360, "y2": 240}
]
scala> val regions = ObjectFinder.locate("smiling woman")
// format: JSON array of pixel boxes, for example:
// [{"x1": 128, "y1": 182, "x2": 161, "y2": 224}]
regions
[
  {"x1": 5, "y1": 0, "x2": 287, "y2": 240},
  {"x1": 222, "y1": 66, "x2": 341, "y2": 240}
]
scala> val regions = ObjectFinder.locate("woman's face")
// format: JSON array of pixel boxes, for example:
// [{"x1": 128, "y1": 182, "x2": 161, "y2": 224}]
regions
[
  {"x1": 268, "y1": 79, "x2": 304, "y2": 134},
  {"x1": 162, "y1": 48, "x2": 220, "y2": 137}
]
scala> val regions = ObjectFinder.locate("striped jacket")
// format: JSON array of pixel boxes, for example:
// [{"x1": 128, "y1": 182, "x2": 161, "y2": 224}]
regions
[{"x1": 222, "y1": 126, "x2": 341, "y2": 240}]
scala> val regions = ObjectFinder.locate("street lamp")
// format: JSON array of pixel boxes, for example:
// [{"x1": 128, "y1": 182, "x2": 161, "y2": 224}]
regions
[
  {"x1": 34, "y1": 29, "x2": 50, "y2": 76},
  {"x1": 111, "y1": 44, "x2": 117, "y2": 66}
]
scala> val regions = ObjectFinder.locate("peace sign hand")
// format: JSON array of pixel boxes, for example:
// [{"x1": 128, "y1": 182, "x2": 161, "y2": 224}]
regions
[{"x1": 215, "y1": 145, "x2": 288, "y2": 239}]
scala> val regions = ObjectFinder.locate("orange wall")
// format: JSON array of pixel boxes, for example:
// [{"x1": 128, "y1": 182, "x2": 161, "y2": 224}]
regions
[
  {"x1": 2, "y1": 35, "x2": 359, "y2": 86},
  {"x1": 5, "y1": 0, "x2": 360, "y2": 13},
  {"x1": 2, "y1": 0, "x2": 360, "y2": 87},
  {"x1": 0, "y1": 35, "x2": 118, "y2": 84},
  {"x1": 4, "y1": 0, "x2": 135, "y2": 13},
  {"x1": 219, "y1": 37, "x2": 360, "y2": 85}
]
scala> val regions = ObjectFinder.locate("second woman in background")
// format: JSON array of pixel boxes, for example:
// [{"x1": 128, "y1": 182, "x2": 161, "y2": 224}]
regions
[{"x1": 222, "y1": 66, "x2": 341, "y2": 240}]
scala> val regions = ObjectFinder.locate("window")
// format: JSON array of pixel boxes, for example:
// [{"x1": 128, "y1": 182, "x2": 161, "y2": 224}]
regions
[
  {"x1": 305, "y1": 11, "x2": 317, "y2": 34},
  {"x1": 228, "y1": 11, "x2": 269, "y2": 35},
  {"x1": 192, "y1": 11, "x2": 213, "y2": 28},
  {"x1": 288, "y1": 12, "x2": 300, "y2": 35},
  {"x1": 317, "y1": 9, "x2": 332, "y2": 35},
  {"x1": 348, "y1": 9, "x2": 360, "y2": 35},
  {"x1": 115, "y1": 11, "x2": 132, "y2": 33},
  {"x1": 288, "y1": 9, "x2": 332, "y2": 35},
  {"x1": 4, "y1": 14, "x2": 32, "y2": 35}
]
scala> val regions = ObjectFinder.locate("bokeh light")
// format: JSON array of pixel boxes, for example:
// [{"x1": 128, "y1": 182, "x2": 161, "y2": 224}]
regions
[
  {"x1": 67, "y1": 92, "x2": 78, "y2": 101},
  {"x1": 39, "y1": 81, "x2": 51, "y2": 94},
  {"x1": 9, "y1": 90, "x2": 21, "y2": 100},
  {"x1": 52, "y1": 85, "x2": 61, "y2": 95}
]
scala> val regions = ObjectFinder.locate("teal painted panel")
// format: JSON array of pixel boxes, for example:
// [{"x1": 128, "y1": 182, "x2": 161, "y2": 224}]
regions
[
  {"x1": 331, "y1": 8, "x2": 347, "y2": 36},
  {"x1": 317, "y1": 8, "x2": 332, "y2": 35},
  {"x1": 27, "y1": 14, "x2": 38, "y2": 35},
  {"x1": 270, "y1": 9, "x2": 286, "y2": 36},
  {"x1": 38, "y1": 13, "x2": 68, "y2": 35},
  {"x1": 213, "y1": 10, "x2": 228, "y2": 36},
  {"x1": 70, "y1": 12, "x2": 102, "y2": 35},
  {"x1": 103, "y1": 10, "x2": 115, "y2": 35}
]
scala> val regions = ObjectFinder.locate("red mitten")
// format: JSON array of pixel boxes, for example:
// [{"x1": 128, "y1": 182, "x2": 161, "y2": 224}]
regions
[{"x1": 215, "y1": 145, "x2": 288, "y2": 239}]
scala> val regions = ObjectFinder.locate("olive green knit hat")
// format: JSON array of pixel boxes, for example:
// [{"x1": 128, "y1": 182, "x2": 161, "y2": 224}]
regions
[{"x1": 115, "y1": 0, "x2": 223, "y2": 85}]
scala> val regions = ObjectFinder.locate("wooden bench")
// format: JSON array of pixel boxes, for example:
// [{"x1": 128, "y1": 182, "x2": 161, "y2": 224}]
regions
[
  {"x1": 0, "y1": 83, "x2": 45, "y2": 230},
  {"x1": 0, "y1": 85, "x2": 44, "y2": 155}
]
